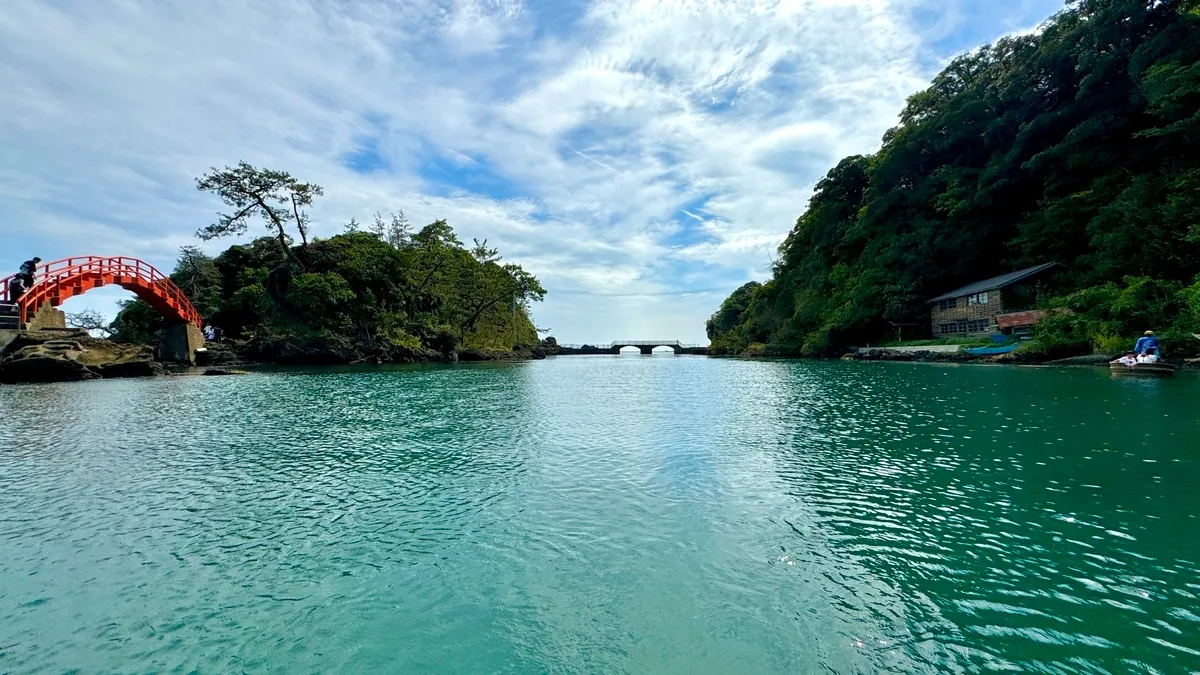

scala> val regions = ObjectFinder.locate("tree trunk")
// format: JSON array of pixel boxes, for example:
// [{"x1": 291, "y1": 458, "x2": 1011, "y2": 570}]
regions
[
  {"x1": 291, "y1": 194, "x2": 309, "y2": 247},
  {"x1": 464, "y1": 289, "x2": 515, "y2": 333},
  {"x1": 254, "y1": 195, "x2": 298, "y2": 264},
  {"x1": 405, "y1": 258, "x2": 447, "y2": 315}
]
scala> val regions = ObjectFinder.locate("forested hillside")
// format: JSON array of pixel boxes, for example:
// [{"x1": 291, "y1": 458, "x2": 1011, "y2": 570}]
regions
[
  {"x1": 112, "y1": 164, "x2": 545, "y2": 363},
  {"x1": 708, "y1": 0, "x2": 1200, "y2": 357}
]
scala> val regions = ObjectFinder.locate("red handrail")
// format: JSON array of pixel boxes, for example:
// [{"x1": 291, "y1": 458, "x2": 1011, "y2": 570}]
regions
[{"x1": 1, "y1": 256, "x2": 202, "y2": 327}]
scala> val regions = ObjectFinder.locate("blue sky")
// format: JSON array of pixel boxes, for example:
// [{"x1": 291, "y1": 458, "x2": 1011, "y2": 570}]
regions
[{"x1": 0, "y1": 0, "x2": 1064, "y2": 343}]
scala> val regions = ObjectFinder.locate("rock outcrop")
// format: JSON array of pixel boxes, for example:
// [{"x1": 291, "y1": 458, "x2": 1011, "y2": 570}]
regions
[
  {"x1": 0, "y1": 329, "x2": 165, "y2": 384},
  {"x1": 194, "y1": 343, "x2": 242, "y2": 367},
  {"x1": 238, "y1": 333, "x2": 444, "y2": 365}
]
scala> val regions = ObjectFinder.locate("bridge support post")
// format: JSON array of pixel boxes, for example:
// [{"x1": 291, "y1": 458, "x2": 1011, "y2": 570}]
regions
[
  {"x1": 639, "y1": 345, "x2": 654, "y2": 355},
  {"x1": 26, "y1": 302, "x2": 66, "y2": 331},
  {"x1": 159, "y1": 323, "x2": 204, "y2": 364}
]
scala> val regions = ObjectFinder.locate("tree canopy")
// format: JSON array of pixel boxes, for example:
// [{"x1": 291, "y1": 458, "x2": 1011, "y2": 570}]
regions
[
  {"x1": 195, "y1": 162, "x2": 324, "y2": 255},
  {"x1": 113, "y1": 179, "x2": 545, "y2": 362},
  {"x1": 708, "y1": 0, "x2": 1200, "y2": 357}
]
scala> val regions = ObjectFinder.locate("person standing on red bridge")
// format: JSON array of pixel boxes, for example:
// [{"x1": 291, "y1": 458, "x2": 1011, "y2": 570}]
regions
[
  {"x1": 18, "y1": 254, "x2": 41, "y2": 281},
  {"x1": 7, "y1": 274, "x2": 26, "y2": 303},
  {"x1": 7, "y1": 257, "x2": 40, "y2": 303},
  {"x1": 18, "y1": 257, "x2": 41, "y2": 286}
]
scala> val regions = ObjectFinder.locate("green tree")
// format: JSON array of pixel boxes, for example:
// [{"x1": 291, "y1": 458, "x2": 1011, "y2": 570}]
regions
[
  {"x1": 457, "y1": 262, "x2": 546, "y2": 343},
  {"x1": 170, "y1": 246, "x2": 221, "y2": 319},
  {"x1": 116, "y1": 170, "x2": 545, "y2": 360},
  {"x1": 370, "y1": 211, "x2": 411, "y2": 248},
  {"x1": 195, "y1": 161, "x2": 324, "y2": 256},
  {"x1": 109, "y1": 299, "x2": 164, "y2": 344}
]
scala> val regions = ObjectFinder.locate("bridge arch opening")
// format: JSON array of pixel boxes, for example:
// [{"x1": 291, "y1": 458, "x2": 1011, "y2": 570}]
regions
[
  {"x1": 59, "y1": 286, "x2": 138, "y2": 335},
  {"x1": 616, "y1": 344, "x2": 679, "y2": 355}
]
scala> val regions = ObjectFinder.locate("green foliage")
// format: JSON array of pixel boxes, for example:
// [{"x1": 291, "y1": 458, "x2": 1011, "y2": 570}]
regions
[
  {"x1": 742, "y1": 343, "x2": 769, "y2": 357},
  {"x1": 1158, "y1": 329, "x2": 1200, "y2": 358},
  {"x1": 112, "y1": 216, "x2": 544, "y2": 361},
  {"x1": 195, "y1": 161, "x2": 324, "y2": 253},
  {"x1": 108, "y1": 299, "x2": 163, "y2": 344},
  {"x1": 709, "y1": 0, "x2": 1200, "y2": 356},
  {"x1": 1093, "y1": 334, "x2": 1130, "y2": 355},
  {"x1": 114, "y1": 162, "x2": 544, "y2": 362},
  {"x1": 1022, "y1": 276, "x2": 1198, "y2": 356},
  {"x1": 706, "y1": 281, "x2": 760, "y2": 346},
  {"x1": 1177, "y1": 276, "x2": 1200, "y2": 326},
  {"x1": 285, "y1": 272, "x2": 356, "y2": 328},
  {"x1": 170, "y1": 246, "x2": 222, "y2": 320}
]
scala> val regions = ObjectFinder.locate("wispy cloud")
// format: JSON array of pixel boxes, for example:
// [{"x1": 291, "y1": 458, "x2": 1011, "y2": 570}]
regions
[{"x1": 0, "y1": 0, "x2": 1063, "y2": 342}]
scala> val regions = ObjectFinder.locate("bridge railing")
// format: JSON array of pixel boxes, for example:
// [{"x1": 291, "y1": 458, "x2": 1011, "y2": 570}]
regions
[{"x1": 1, "y1": 256, "x2": 202, "y2": 326}]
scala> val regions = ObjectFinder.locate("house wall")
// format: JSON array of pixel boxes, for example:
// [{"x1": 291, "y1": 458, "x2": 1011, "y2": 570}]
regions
[{"x1": 931, "y1": 291, "x2": 1005, "y2": 336}]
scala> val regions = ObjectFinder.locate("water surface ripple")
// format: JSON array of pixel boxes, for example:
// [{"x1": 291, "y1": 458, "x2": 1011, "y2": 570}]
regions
[{"x1": 1, "y1": 358, "x2": 1198, "y2": 673}]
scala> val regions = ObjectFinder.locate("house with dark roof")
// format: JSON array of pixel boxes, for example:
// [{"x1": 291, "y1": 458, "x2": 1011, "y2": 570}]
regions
[{"x1": 927, "y1": 262, "x2": 1060, "y2": 337}]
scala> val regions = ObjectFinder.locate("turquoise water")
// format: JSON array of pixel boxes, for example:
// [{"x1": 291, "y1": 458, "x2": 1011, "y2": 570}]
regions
[{"x1": 1, "y1": 357, "x2": 1199, "y2": 673}]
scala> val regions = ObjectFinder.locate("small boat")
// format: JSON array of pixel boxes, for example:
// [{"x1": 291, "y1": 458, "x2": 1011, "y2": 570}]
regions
[
  {"x1": 1109, "y1": 358, "x2": 1177, "y2": 376},
  {"x1": 966, "y1": 345, "x2": 1017, "y2": 356}
]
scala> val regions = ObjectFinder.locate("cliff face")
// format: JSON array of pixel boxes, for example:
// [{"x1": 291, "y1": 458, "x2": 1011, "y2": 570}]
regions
[{"x1": 0, "y1": 330, "x2": 164, "y2": 384}]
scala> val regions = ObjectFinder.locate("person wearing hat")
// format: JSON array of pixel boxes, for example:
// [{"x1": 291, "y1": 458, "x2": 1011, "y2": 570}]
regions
[{"x1": 1134, "y1": 330, "x2": 1159, "y2": 358}]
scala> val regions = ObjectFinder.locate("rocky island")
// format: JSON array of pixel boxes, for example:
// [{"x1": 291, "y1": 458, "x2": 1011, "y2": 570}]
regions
[
  {"x1": 0, "y1": 328, "x2": 163, "y2": 384},
  {"x1": 0, "y1": 163, "x2": 550, "y2": 386}
]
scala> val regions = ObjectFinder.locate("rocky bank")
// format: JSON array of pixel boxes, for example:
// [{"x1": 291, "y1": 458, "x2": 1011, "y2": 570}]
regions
[
  {"x1": 0, "y1": 329, "x2": 553, "y2": 384},
  {"x1": 230, "y1": 333, "x2": 549, "y2": 366},
  {"x1": 0, "y1": 329, "x2": 165, "y2": 384},
  {"x1": 843, "y1": 347, "x2": 1200, "y2": 368}
]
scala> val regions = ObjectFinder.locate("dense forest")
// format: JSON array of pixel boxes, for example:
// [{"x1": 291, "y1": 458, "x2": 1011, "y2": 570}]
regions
[
  {"x1": 112, "y1": 163, "x2": 545, "y2": 363},
  {"x1": 708, "y1": 0, "x2": 1200, "y2": 358}
]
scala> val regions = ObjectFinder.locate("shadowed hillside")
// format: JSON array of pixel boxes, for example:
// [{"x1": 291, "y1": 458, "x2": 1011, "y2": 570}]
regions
[{"x1": 709, "y1": 0, "x2": 1200, "y2": 359}]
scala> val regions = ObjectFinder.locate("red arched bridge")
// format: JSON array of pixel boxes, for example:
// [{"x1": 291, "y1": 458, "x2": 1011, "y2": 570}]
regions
[{"x1": 1, "y1": 256, "x2": 202, "y2": 327}]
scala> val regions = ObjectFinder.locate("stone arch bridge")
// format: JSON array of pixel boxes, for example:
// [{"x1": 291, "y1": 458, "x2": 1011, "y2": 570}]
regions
[{"x1": 555, "y1": 340, "x2": 708, "y2": 355}]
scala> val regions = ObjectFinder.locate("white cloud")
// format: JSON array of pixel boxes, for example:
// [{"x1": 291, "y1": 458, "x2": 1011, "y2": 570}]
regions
[{"x1": 0, "y1": 0, "x2": 1060, "y2": 342}]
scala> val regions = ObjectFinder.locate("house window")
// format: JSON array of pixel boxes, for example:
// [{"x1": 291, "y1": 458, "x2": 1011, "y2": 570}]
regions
[
  {"x1": 938, "y1": 319, "x2": 992, "y2": 335},
  {"x1": 937, "y1": 298, "x2": 958, "y2": 311},
  {"x1": 968, "y1": 292, "x2": 989, "y2": 306}
]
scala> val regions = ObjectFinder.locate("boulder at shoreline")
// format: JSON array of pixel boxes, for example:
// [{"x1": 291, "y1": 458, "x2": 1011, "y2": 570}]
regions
[{"x1": 0, "y1": 329, "x2": 165, "y2": 384}]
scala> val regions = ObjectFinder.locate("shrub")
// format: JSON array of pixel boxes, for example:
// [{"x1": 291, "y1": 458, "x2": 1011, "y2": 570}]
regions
[
  {"x1": 1093, "y1": 334, "x2": 1130, "y2": 355},
  {"x1": 1177, "y1": 278, "x2": 1200, "y2": 331},
  {"x1": 742, "y1": 343, "x2": 769, "y2": 357},
  {"x1": 1025, "y1": 310, "x2": 1094, "y2": 359},
  {"x1": 286, "y1": 272, "x2": 356, "y2": 327},
  {"x1": 1159, "y1": 329, "x2": 1200, "y2": 359}
]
